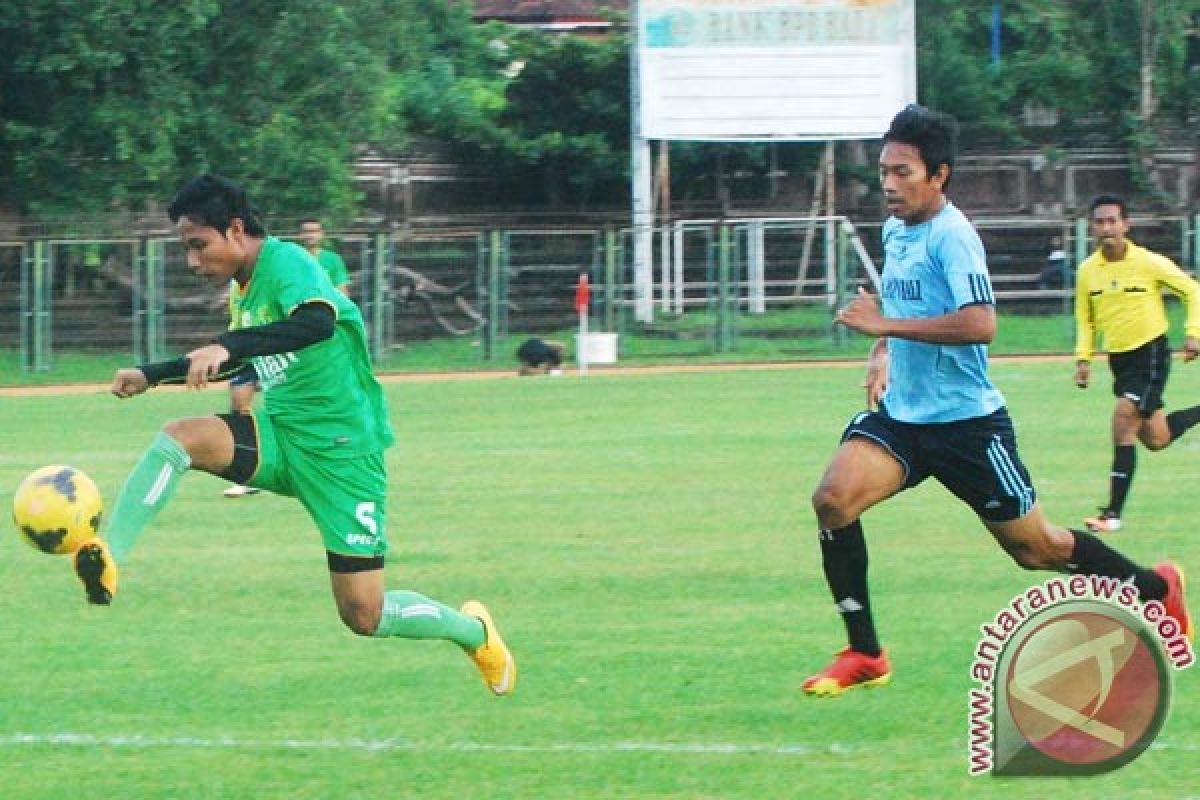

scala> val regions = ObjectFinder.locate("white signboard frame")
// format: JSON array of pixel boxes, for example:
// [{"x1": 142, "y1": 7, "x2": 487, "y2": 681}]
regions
[
  {"x1": 636, "y1": 0, "x2": 916, "y2": 141},
  {"x1": 629, "y1": 0, "x2": 916, "y2": 321}
]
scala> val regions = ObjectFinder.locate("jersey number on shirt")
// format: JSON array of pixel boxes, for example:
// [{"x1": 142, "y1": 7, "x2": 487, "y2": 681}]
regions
[{"x1": 355, "y1": 501, "x2": 379, "y2": 535}]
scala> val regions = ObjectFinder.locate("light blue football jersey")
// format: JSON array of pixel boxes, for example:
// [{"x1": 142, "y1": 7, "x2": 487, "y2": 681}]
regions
[{"x1": 878, "y1": 202, "x2": 1006, "y2": 423}]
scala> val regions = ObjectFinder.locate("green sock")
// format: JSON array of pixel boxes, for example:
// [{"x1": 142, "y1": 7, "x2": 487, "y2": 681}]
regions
[
  {"x1": 107, "y1": 431, "x2": 191, "y2": 563},
  {"x1": 373, "y1": 590, "x2": 485, "y2": 650}
]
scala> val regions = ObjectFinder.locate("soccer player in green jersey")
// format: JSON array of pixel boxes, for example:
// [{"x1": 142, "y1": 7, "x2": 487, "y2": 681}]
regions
[
  {"x1": 299, "y1": 218, "x2": 350, "y2": 295},
  {"x1": 72, "y1": 175, "x2": 515, "y2": 696},
  {"x1": 222, "y1": 218, "x2": 344, "y2": 497}
]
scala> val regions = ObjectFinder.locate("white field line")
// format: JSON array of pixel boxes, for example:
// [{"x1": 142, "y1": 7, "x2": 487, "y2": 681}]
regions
[
  {"x1": 0, "y1": 732, "x2": 852, "y2": 756},
  {"x1": 1, "y1": 732, "x2": 1195, "y2": 757}
]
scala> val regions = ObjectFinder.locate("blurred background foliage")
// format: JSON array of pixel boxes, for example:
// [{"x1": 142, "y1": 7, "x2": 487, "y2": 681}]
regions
[{"x1": 2, "y1": 0, "x2": 1200, "y2": 219}]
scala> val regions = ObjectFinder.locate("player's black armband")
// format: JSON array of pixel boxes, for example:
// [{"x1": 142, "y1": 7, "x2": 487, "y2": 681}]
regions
[
  {"x1": 138, "y1": 357, "x2": 243, "y2": 386},
  {"x1": 215, "y1": 302, "x2": 335, "y2": 360}
]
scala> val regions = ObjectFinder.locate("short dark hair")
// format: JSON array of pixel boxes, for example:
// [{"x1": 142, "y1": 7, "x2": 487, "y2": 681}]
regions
[
  {"x1": 168, "y1": 175, "x2": 266, "y2": 236},
  {"x1": 1089, "y1": 194, "x2": 1128, "y2": 219},
  {"x1": 883, "y1": 104, "x2": 959, "y2": 188}
]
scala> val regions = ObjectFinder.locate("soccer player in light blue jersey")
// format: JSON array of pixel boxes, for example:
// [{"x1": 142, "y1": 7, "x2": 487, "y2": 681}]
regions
[{"x1": 802, "y1": 105, "x2": 1192, "y2": 697}]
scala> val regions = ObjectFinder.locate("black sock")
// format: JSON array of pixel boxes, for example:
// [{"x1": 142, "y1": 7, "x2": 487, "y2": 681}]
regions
[
  {"x1": 818, "y1": 521, "x2": 880, "y2": 656},
  {"x1": 1067, "y1": 529, "x2": 1166, "y2": 600},
  {"x1": 1166, "y1": 405, "x2": 1200, "y2": 442},
  {"x1": 1107, "y1": 444, "x2": 1136, "y2": 515}
]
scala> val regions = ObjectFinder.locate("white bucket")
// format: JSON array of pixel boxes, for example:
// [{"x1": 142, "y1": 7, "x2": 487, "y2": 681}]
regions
[{"x1": 575, "y1": 332, "x2": 618, "y2": 364}]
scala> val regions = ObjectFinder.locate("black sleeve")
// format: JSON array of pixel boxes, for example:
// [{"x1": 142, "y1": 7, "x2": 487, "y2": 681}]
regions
[
  {"x1": 215, "y1": 302, "x2": 336, "y2": 361},
  {"x1": 138, "y1": 357, "x2": 243, "y2": 386}
]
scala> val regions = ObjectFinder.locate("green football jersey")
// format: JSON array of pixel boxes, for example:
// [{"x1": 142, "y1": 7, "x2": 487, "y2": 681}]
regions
[
  {"x1": 230, "y1": 237, "x2": 393, "y2": 457},
  {"x1": 317, "y1": 248, "x2": 349, "y2": 288}
]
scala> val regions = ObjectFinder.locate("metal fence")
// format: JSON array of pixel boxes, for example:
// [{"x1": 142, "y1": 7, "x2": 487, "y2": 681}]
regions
[{"x1": 5, "y1": 214, "x2": 1200, "y2": 373}]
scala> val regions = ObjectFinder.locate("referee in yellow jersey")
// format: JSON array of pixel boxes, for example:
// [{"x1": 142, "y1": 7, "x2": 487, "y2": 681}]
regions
[{"x1": 1074, "y1": 194, "x2": 1200, "y2": 532}]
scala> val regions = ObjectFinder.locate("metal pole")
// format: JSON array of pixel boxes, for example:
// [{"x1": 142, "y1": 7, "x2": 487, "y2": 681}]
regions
[
  {"x1": 658, "y1": 140, "x2": 671, "y2": 312},
  {"x1": 605, "y1": 228, "x2": 619, "y2": 332},
  {"x1": 1193, "y1": 213, "x2": 1200, "y2": 273},
  {"x1": 383, "y1": 235, "x2": 396, "y2": 350},
  {"x1": 372, "y1": 231, "x2": 388, "y2": 361},
  {"x1": 672, "y1": 221, "x2": 685, "y2": 315},
  {"x1": 824, "y1": 141, "x2": 837, "y2": 329},
  {"x1": 132, "y1": 238, "x2": 144, "y2": 363},
  {"x1": 33, "y1": 240, "x2": 50, "y2": 371},
  {"x1": 43, "y1": 241, "x2": 54, "y2": 367},
  {"x1": 153, "y1": 239, "x2": 168, "y2": 361},
  {"x1": 633, "y1": 138, "x2": 655, "y2": 323},
  {"x1": 500, "y1": 231, "x2": 511, "y2": 338},
  {"x1": 748, "y1": 220, "x2": 766, "y2": 314},
  {"x1": 144, "y1": 239, "x2": 161, "y2": 361},
  {"x1": 486, "y1": 229, "x2": 502, "y2": 361},
  {"x1": 1181, "y1": 216, "x2": 1190, "y2": 272},
  {"x1": 1073, "y1": 215, "x2": 1090, "y2": 338},
  {"x1": 630, "y1": 3, "x2": 654, "y2": 323},
  {"x1": 475, "y1": 231, "x2": 489, "y2": 362},
  {"x1": 836, "y1": 220, "x2": 850, "y2": 347},
  {"x1": 718, "y1": 223, "x2": 733, "y2": 353},
  {"x1": 19, "y1": 242, "x2": 31, "y2": 371},
  {"x1": 1073, "y1": 216, "x2": 1090, "y2": 271}
]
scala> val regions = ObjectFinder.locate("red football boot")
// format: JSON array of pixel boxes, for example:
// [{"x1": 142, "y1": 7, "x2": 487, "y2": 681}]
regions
[
  {"x1": 1154, "y1": 562, "x2": 1194, "y2": 643},
  {"x1": 803, "y1": 647, "x2": 891, "y2": 697}
]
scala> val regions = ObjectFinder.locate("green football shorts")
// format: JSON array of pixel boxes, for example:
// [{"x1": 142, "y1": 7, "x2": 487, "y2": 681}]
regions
[{"x1": 239, "y1": 410, "x2": 389, "y2": 558}]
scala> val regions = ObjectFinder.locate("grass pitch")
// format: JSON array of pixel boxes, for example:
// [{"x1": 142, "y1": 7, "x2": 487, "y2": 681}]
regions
[{"x1": 0, "y1": 360, "x2": 1196, "y2": 798}]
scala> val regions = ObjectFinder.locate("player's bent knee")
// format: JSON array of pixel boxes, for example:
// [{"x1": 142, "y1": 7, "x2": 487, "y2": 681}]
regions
[
  {"x1": 161, "y1": 417, "x2": 193, "y2": 442},
  {"x1": 337, "y1": 601, "x2": 382, "y2": 636},
  {"x1": 811, "y1": 483, "x2": 842, "y2": 515},
  {"x1": 161, "y1": 417, "x2": 219, "y2": 455},
  {"x1": 1142, "y1": 434, "x2": 1170, "y2": 451},
  {"x1": 811, "y1": 483, "x2": 860, "y2": 528},
  {"x1": 1010, "y1": 549, "x2": 1047, "y2": 570}
]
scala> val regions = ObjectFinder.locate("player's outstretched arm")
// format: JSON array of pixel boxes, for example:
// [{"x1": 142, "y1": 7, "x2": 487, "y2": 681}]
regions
[{"x1": 121, "y1": 354, "x2": 244, "y2": 393}]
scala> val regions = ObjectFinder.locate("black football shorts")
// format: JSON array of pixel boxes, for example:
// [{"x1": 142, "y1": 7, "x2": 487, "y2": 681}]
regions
[
  {"x1": 1108, "y1": 334, "x2": 1170, "y2": 418},
  {"x1": 841, "y1": 407, "x2": 1037, "y2": 522}
]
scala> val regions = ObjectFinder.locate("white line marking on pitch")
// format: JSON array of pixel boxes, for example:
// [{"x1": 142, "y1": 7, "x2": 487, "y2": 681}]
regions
[
  {"x1": 0, "y1": 732, "x2": 853, "y2": 756},
  {"x1": 3, "y1": 733, "x2": 1194, "y2": 757}
]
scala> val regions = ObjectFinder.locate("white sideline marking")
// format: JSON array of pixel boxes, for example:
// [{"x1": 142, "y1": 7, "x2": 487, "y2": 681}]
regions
[
  {"x1": 0, "y1": 732, "x2": 853, "y2": 756},
  {"x1": 3, "y1": 733, "x2": 1194, "y2": 757}
]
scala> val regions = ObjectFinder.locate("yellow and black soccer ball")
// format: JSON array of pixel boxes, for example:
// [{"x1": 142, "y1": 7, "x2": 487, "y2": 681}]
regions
[{"x1": 12, "y1": 465, "x2": 104, "y2": 555}]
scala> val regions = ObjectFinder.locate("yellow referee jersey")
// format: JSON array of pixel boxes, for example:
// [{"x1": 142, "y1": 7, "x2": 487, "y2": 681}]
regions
[{"x1": 1074, "y1": 240, "x2": 1200, "y2": 361}]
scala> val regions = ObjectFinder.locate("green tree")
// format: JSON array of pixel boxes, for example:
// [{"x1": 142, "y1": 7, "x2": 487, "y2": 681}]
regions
[
  {"x1": 0, "y1": 0, "x2": 500, "y2": 221},
  {"x1": 0, "y1": 1, "x2": 219, "y2": 216},
  {"x1": 422, "y1": 27, "x2": 633, "y2": 210},
  {"x1": 916, "y1": 1, "x2": 1018, "y2": 145}
]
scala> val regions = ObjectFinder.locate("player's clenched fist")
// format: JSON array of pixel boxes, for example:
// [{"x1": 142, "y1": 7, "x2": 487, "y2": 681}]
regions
[
  {"x1": 111, "y1": 368, "x2": 150, "y2": 398},
  {"x1": 836, "y1": 288, "x2": 887, "y2": 336}
]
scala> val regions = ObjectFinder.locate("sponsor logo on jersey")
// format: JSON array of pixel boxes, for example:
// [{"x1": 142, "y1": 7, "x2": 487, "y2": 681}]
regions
[
  {"x1": 882, "y1": 278, "x2": 922, "y2": 301},
  {"x1": 254, "y1": 352, "x2": 299, "y2": 390}
]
